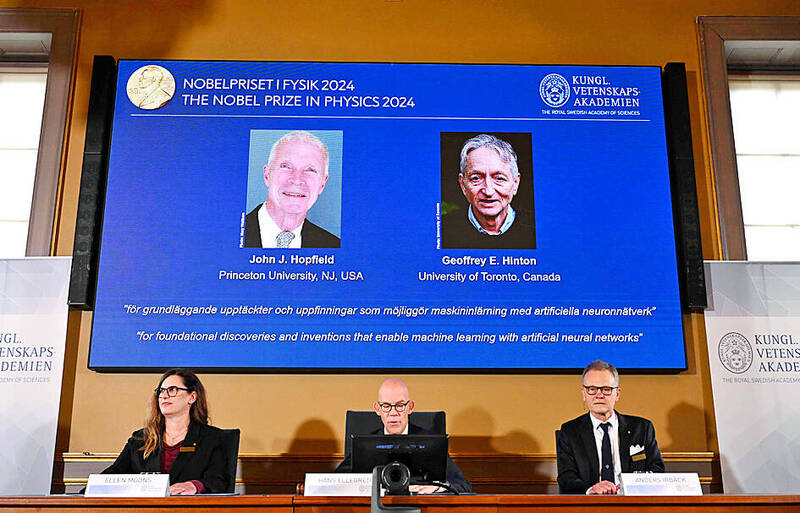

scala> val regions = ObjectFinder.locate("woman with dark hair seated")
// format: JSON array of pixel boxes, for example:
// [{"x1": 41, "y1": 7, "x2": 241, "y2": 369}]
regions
[{"x1": 100, "y1": 368, "x2": 231, "y2": 494}]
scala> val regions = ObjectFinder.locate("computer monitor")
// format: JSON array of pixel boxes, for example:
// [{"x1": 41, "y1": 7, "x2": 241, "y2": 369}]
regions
[{"x1": 350, "y1": 434, "x2": 448, "y2": 483}]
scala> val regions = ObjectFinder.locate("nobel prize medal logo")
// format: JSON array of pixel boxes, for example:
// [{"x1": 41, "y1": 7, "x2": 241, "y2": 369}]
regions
[
  {"x1": 718, "y1": 332, "x2": 753, "y2": 374},
  {"x1": 539, "y1": 73, "x2": 570, "y2": 108},
  {"x1": 127, "y1": 65, "x2": 176, "y2": 110}
]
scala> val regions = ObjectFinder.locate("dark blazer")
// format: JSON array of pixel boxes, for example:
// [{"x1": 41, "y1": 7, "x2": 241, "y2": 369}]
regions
[
  {"x1": 556, "y1": 411, "x2": 665, "y2": 494},
  {"x1": 335, "y1": 423, "x2": 472, "y2": 493},
  {"x1": 244, "y1": 205, "x2": 340, "y2": 248},
  {"x1": 100, "y1": 421, "x2": 231, "y2": 493},
  {"x1": 441, "y1": 208, "x2": 535, "y2": 249}
]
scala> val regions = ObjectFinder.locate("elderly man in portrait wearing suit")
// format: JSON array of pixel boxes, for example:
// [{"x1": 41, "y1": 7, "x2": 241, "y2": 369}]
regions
[{"x1": 245, "y1": 130, "x2": 340, "y2": 248}]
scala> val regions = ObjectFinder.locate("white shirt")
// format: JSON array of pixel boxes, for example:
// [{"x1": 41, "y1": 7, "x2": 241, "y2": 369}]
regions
[
  {"x1": 589, "y1": 412, "x2": 622, "y2": 486},
  {"x1": 467, "y1": 205, "x2": 516, "y2": 235},
  {"x1": 257, "y1": 202, "x2": 302, "y2": 248}
]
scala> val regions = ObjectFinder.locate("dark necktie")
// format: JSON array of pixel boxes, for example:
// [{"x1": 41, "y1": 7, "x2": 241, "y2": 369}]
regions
[{"x1": 600, "y1": 422, "x2": 614, "y2": 483}]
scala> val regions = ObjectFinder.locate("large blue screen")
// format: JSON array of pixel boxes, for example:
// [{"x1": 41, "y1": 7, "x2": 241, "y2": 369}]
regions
[{"x1": 89, "y1": 60, "x2": 686, "y2": 371}]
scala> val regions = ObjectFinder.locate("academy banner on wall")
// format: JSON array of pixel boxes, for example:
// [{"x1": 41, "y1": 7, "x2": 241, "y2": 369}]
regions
[
  {"x1": 0, "y1": 258, "x2": 71, "y2": 494},
  {"x1": 704, "y1": 261, "x2": 800, "y2": 493}
]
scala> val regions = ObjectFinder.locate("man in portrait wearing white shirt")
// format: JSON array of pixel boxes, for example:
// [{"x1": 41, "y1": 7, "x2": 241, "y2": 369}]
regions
[
  {"x1": 556, "y1": 360, "x2": 665, "y2": 494},
  {"x1": 244, "y1": 130, "x2": 340, "y2": 248}
]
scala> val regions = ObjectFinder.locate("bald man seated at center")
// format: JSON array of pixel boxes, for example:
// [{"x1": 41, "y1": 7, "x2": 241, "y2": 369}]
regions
[{"x1": 335, "y1": 378, "x2": 472, "y2": 494}]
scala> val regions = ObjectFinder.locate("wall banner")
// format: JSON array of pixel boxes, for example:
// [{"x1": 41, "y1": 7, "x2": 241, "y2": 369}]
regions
[
  {"x1": 0, "y1": 257, "x2": 71, "y2": 494},
  {"x1": 704, "y1": 261, "x2": 800, "y2": 493}
]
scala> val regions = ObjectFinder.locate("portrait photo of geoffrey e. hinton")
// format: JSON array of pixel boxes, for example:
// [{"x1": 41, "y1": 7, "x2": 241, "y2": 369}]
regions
[{"x1": 440, "y1": 132, "x2": 536, "y2": 250}]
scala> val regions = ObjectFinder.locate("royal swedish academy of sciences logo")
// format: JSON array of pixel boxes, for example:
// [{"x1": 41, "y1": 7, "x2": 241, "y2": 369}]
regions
[
  {"x1": 718, "y1": 332, "x2": 753, "y2": 374},
  {"x1": 539, "y1": 73, "x2": 570, "y2": 108}
]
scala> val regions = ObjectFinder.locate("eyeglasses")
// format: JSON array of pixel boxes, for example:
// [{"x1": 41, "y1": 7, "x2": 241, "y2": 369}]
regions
[
  {"x1": 377, "y1": 401, "x2": 410, "y2": 413},
  {"x1": 583, "y1": 385, "x2": 618, "y2": 396},
  {"x1": 154, "y1": 386, "x2": 190, "y2": 397}
]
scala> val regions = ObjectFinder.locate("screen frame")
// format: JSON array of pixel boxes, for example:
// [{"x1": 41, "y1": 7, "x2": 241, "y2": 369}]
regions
[{"x1": 85, "y1": 58, "x2": 690, "y2": 375}]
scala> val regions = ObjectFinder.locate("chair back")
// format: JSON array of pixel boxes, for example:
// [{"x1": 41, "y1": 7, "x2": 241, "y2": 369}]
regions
[
  {"x1": 342, "y1": 410, "x2": 446, "y2": 460},
  {"x1": 555, "y1": 429, "x2": 564, "y2": 494},
  {"x1": 220, "y1": 428, "x2": 241, "y2": 493}
]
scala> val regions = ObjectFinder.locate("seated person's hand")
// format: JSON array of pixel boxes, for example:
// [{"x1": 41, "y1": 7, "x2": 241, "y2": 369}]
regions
[
  {"x1": 588, "y1": 480, "x2": 619, "y2": 495},
  {"x1": 169, "y1": 481, "x2": 198, "y2": 495},
  {"x1": 409, "y1": 484, "x2": 443, "y2": 494}
]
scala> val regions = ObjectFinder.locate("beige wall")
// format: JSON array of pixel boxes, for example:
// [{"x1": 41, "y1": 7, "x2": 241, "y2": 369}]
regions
[{"x1": 7, "y1": 0, "x2": 800, "y2": 457}]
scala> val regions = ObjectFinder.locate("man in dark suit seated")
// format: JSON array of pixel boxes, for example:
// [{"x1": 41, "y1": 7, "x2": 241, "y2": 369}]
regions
[
  {"x1": 244, "y1": 130, "x2": 340, "y2": 248},
  {"x1": 557, "y1": 360, "x2": 665, "y2": 495},
  {"x1": 335, "y1": 378, "x2": 472, "y2": 494}
]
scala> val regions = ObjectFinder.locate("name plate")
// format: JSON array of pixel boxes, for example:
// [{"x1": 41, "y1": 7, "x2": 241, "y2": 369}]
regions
[
  {"x1": 85, "y1": 474, "x2": 170, "y2": 497},
  {"x1": 620, "y1": 473, "x2": 702, "y2": 496},
  {"x1": 304, "y1": 473, "x2": 372, "y2": 496}
]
